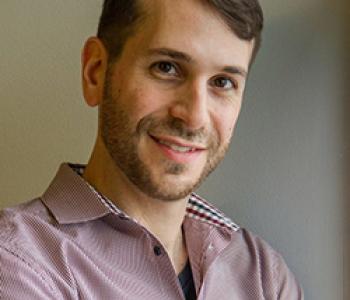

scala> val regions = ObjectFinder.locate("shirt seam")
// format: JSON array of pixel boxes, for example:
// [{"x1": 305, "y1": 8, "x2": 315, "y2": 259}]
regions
[
  {"x1": 0, "y1": 244, "x2": 60, "y2": 298},
  {"x1": 274, "y1": 252, "x2": 286, "y2": 299}
]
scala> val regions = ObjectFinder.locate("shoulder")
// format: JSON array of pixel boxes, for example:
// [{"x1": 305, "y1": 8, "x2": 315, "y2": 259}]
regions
[
  {"x1": 0, "y1": 198, "x2": 55, "y2": 246},
  {"x1": 0, "y1": 198, "x2": 60, "y2": 270},
  {"x1": 188, "y1": 194, "x2": 303, "y2": 299},
  {"x1": 187, "y1": 194, "x2": 287, "y2": 264},
  {"x1": 225, "y1": 228, "x2": 304, "y2": 298},
  {"x1": 0, "y1": 199, "x2": 66, "y2": 298}
]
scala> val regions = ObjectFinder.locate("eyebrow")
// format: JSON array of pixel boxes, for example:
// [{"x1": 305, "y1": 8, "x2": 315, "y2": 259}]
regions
[
  {"x1": 222, "y1": 66, "x2": 248, "y2": 78},
  {"x1": 147, "y1": 47, "x2": 248, "y2": 78},
  {"x1": 147, "y1": 48, "x2": 192, "y2": 62}
]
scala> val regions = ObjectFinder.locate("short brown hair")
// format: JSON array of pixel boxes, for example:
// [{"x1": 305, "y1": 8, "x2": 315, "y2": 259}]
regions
[{"x1": 97, "y1": 0, "x2": 263, "y2": 64}]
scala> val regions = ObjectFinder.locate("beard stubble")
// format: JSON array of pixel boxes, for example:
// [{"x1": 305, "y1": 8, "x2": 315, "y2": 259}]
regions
[{"x1": 100, "y1": 75, "x2": 230, "y2": 201}]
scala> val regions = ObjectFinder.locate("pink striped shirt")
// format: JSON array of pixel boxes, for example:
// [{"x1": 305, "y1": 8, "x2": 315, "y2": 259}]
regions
[{"x1": 0, "y1": 163, "x2": 303, "y2": 299}]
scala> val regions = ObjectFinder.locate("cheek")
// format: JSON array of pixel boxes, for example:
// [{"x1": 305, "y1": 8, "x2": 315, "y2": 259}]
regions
[
  {"x1": 213, "y1": 107, "x2": 240, "y2": 144},
  {"x1": 122, "y1": 85, "x2": 171, "y2": 122},
  {"x1": 223, "y1": 120, "x2": 236, "y2": 143}
]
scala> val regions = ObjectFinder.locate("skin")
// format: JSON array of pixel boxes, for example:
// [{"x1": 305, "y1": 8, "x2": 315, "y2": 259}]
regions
[{"x1": 81, "y1": 0, "x2": 254, "y2": 274}]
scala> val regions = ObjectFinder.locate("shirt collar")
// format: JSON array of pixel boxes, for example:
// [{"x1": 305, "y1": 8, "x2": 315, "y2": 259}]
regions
[
  {"x1": 41, "y1": 163, "x2": 239, "y2": 231},
  {"x1": 41, "y1": 163, "x2": 111, "y2": 224}
]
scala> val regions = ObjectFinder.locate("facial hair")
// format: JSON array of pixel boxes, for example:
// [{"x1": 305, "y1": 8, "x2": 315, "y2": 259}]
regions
[{"x1": 100, "y1": 71, "x2": 230, "y2": 201}]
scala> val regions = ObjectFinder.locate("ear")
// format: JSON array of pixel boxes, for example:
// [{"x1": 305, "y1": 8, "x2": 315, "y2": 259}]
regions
[{"x1": 81, "y1": 37, "x2": 108, "y2": 107}]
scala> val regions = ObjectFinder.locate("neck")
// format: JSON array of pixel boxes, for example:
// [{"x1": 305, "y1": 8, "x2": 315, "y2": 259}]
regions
[{"x1": 83, "y1": 136, "x2": 188, "y2": 274}]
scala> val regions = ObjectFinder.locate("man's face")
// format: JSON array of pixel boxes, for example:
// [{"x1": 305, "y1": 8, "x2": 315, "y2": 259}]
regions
[{"x1": 100, "y1": 0, "x2": 254, "y2": 201}]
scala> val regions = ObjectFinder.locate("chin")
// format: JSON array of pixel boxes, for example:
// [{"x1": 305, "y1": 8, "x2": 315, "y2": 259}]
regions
[{"x1": 144, "y1": 173, "x2": 203, "y2": 202}]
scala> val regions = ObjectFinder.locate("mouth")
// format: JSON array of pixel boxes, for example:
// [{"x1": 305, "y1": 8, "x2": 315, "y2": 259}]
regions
[
  {"x1": 150, "y1": 134, "x2": 205, "y2": 152},
  {"x1": 149, "y1": 134, "x2": 206, "y2": 163}
]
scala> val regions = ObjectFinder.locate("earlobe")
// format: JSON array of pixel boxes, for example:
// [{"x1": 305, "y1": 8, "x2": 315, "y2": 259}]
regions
[{"x1": 81, "y1": 37, "x2": 108, "y2": 107}]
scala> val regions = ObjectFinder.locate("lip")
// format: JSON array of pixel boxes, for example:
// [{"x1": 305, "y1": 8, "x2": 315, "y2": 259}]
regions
[
  {"x1": 149, "y1": 134, "x2": 205, "y2": 164},
  {"x1": 150, "y1": 134, "x2": 206, "y2": 150}
]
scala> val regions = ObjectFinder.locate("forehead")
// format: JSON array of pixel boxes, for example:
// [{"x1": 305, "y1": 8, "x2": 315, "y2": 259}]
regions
[
  {"x1": 142, "y1": 0, "x2": 235, "y2": 42},
  {"x1": 126, "y1": 0, "x2": 253, "y2": 70}
]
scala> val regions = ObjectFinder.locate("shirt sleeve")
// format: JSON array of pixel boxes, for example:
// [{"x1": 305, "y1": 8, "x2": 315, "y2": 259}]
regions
[
  {"x1": 275, "y1": 252, "x2": 304, "y2": 300},
  {"x1": 0, "y1": 247, "x2": 60, "y2": 300}
]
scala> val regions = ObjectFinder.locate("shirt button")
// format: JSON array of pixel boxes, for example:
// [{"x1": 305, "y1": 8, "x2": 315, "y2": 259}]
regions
[{"x1": 153, "y1": 246, "x2": 162, "y2": 256}]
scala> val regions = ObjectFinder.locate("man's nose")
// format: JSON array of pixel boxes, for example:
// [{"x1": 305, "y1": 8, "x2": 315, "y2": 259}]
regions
[{"x1": 169, "y1": 80, "x2": 210, "y2": 130}]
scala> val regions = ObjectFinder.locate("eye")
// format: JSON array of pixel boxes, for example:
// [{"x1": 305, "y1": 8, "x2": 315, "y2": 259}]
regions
[
  {"x1": 151, "y1": 61, "x2": 178, "y2": 76},
  {"x1": 212, "y1": 76, "x2": 237, "y2": 90}
]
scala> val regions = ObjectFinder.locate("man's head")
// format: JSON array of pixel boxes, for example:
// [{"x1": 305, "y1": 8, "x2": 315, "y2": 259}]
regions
[
  {"x1": 82, "y1": 0, "x2": 263, "y2": 201},
  {"x1": 97, "y1": 0, "x2": 263, "y2": 65}
]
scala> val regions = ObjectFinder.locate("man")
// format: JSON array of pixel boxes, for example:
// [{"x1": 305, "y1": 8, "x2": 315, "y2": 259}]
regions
[{"x1": 0, "y1": 0, "x2": 303, "y2": 299}]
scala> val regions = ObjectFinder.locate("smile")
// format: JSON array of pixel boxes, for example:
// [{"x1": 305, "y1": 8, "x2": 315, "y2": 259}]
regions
[
  {"x1": 150, "y1": 134, "x2": 205, "y2": 152},
  {"x1": 149, "y1": 134, "x2": 205, "y2": 163},
  {"x1": 157, "y1": 139, "x2": 197, "y2": 153}
]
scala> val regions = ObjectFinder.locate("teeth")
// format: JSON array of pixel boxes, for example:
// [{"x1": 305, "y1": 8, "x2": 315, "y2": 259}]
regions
[{"x1": 158, "y1": 139, "x2": 195, "y2": 153}]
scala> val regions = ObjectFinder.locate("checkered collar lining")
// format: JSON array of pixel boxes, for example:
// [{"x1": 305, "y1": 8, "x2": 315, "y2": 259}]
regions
[{"x1": 72, "y1": 164, "x2": 239, "y2": 232}]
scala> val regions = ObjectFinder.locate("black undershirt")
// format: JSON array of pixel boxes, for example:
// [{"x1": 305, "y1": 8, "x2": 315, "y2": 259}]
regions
[{"x1": 178, "y1": 260, "x2": 196, "y2": 300}]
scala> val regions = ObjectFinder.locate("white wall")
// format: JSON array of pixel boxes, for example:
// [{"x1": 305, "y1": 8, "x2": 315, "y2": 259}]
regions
[
  {"x1": 0, "y1": 1, "x2": 100, "y2": 208},
  {"x1": 0, "y1": 1, "x2": 347, "y2": 299}
]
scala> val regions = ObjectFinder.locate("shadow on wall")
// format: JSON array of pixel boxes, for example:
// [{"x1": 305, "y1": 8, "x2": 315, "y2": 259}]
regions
[{"x1": 200, "y1": 1, "x2": 346, "y2": 299}]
